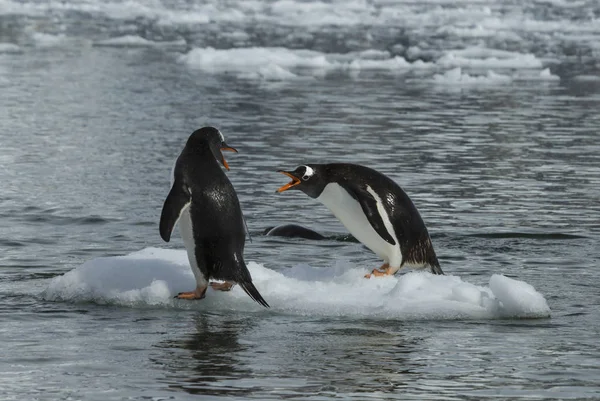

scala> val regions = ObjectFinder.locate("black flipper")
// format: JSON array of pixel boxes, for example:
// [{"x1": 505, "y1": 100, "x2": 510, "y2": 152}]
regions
[
  {"x1": 344, "y1": 184, "x2": 396, "y2": 246},
  {"x1": 159, "y1": 183, "x2": 191, "y2": 242},
  {"x1": 239, "y1": 281, "x2": 269, "y2": 308}
]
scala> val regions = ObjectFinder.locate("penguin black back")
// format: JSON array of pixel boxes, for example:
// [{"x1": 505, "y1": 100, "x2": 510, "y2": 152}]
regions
[
  {"x1": 325, "y1": 164, "x2": 441, "y2": 271},
  {"x1": 159, "y1": 127, "x2": 269, "y2": 306}
]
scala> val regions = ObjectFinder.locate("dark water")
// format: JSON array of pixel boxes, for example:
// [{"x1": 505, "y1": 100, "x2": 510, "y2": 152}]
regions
[{"x1": 2, "y1": 1, "x2": 600, "y2": 399}]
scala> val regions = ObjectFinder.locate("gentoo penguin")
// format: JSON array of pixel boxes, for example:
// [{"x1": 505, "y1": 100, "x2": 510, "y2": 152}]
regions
[
  {"x1": 263, "y1": 224, "x2": 326, "y2": 240},
  {"x1": 159, "y1": 127, "x2": 269, "y2": 307},
  {"x1": 277, "y1": 163, "x2": 443, "y2": 277}
]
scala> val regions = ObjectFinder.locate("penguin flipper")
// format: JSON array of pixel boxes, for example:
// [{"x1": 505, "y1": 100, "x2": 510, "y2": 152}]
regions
[
  {"x1": 345, "y1": 184, "x2": 397, "y2": 246},
  {"x1": 159, "y1": 183, "x2": 191, "y2": 242}
]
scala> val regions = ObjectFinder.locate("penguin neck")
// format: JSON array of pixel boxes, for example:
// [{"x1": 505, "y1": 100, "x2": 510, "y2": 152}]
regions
[{"x1": 185, "y1": 142, "x2": 220, "y2": 167}]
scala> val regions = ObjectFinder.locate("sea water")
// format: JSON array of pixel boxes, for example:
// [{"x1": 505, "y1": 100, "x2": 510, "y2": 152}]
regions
[{"x1": 1, "y1": 0, "x2": 600, "y2": 399}]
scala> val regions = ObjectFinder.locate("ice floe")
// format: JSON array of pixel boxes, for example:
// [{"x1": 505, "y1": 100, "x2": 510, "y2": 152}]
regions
[
  {"x1": 179, "y1": 46, "x2": 434, "y2": 80},
  {"x1": 94, "y1": 35, "x2": 186, "y2": 48},
  {"x1": 43, "y1": 248, "x2": 551, "y2": 320}
]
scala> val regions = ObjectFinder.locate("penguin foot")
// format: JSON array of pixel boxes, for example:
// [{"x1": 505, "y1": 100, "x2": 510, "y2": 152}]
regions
[
  {"x1": 364, "y1": 263, "x2": 393, "y2": 279},
  {"x1": 174, "y1": 286, "x2": 207, "y2": 300},
  {"x1": 209, "y1": 281, "x2": 235, "y2": 291}
]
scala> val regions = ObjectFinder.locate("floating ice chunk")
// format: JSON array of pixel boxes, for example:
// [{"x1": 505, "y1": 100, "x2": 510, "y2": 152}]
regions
[
  {"x1": 508, "y1": 68, "x2": 561, "y2": 82},
  {"x1": 94, "y1": 35, "x2": 186, "y2": 48},
  {"x1": 32, "y1": 33, "x2": 64, "y2": 45},
  {"x1": 43, "y1": 248, "x2": 192, "y2": 306},
  {"x1": 0, "y1": 43, "x2": 21, "y2": 53},
  {"x1": 180, "y1": 47, "x2": 432, "y2": 79},
  {"x1": 439, "y1": 53, "x2": 542, "y2": 69},
  {"x1": 269, "y1": 0, "x2": 368, "y2": 26},
  {"x1": 537, "y1": 0, "x2": 587, "y2": 7},
  {"x1": 94, "y1": 35, "x2": 156, "y2": 47},
  {"x1": 348, "y1": 56, "x2": 413, "y2": 70},
  {"x1": 538, "y1": 68, "x2": 560, "y2": 81},
  {"x1": 432, "y1": 67, "x2": 512, "y2": 84},
  {"x1": 573, "y1": 75, "x2": 600, "y2": 82},
  {"x1": 180, "y1": 47, "x2": 328, "y2": 73},
  {"x1": 445, "y1": 47, "x2": 526, "y2": 59},
  {"x1": 352, "y1": 49, "x2": 394, "y2": 60},
  {"x1": 439, "y1": 49, "x2": 543, "y2": 69},
  {"x1": 42, "y1": 248, "x2": 551, "y2": 320},
  {"x1": 489, "y1": 274, "x2": 550, "y2": 317},
  {"x1": 240, "y1": 64, "x2": 300, "y2": 81},
  {"x1": 436, "y1": 24, "x2": 522, "y2": 40},
  {"x1": 157, "y1": 11, "x2": 210, "y2": 25}
]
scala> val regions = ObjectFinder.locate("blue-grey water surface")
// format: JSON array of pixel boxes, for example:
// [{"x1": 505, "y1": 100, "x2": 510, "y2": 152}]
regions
[{"x1": 1, "y1": 0, "x2": 600, "y2": 399}]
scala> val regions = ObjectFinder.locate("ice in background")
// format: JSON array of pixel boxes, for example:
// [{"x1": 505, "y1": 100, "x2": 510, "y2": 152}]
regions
[{"x1": 1, "y1": 0, "x2": 599, "y2": 83}]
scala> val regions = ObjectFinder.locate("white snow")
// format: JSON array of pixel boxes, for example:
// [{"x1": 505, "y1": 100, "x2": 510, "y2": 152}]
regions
[{"x1": 42, "y1": 247, "x2": 551, "y2": 320}]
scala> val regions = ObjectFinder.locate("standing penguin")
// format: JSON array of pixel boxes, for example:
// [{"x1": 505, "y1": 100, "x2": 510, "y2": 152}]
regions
[
  {"x1": 159, "y1": 127, "x2": 269, "y2": 307},
  {"x1": 277, "y1": 163, "x2": 443, "y2": 277}
]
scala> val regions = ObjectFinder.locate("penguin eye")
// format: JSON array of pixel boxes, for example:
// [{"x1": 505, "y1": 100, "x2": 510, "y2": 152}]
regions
[{"x1": 302, "y1": 174, "x2": 311, "y2": 181}]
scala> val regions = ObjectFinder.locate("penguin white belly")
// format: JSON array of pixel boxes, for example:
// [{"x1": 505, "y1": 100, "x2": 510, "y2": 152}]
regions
[
  {"x1": 317, "y1": 183, "x2": 402, "y2": 267},
  {"x1": 178, "y1": 205, "x2": 207, "y2": 287}
]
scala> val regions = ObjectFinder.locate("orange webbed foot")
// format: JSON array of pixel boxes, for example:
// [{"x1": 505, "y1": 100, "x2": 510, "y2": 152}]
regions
[
  {"x1": 209, "y1": 281, "x2": 235, "y2": 292},
  {"x1": 174, "y1": 286, "x2": 207, "y2": 300},
  {"x1": 364, "y1": 263, "x2": 394, "y2": 279}
]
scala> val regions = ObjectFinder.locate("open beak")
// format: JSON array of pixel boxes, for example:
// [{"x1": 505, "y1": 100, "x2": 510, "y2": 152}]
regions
[
  {"x1": 277, "y1": 170, "x2": 301, "y2": 193},
  {"x1": 220, "y1": 143, "x2": 238, "y2": 171}
]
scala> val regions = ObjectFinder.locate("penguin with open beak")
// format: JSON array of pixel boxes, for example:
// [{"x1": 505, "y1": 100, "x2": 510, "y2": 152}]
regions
[
  {"x1": 159, "y1": 126, "x2": 269, "y2": 307},
  {"x1": 277, "y1": 163, "x2": 443, "y2": 277}
]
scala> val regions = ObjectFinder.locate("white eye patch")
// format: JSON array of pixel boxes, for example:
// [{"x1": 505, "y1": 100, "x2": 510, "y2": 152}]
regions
[
  {"x1": 302, "y1": 165, "x2": 314, "y2": 181},
  {"x1": 218, "y1": 130, "x2": 225, "y2": 142}
]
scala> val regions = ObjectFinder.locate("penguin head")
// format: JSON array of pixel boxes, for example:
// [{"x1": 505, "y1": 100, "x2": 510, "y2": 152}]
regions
[
  {"x1": 277, "y1": 164, "x2": 326, "y2": 198},
  {"x1": 188, "y1": 126, "x2": 238, "y2": 170}
]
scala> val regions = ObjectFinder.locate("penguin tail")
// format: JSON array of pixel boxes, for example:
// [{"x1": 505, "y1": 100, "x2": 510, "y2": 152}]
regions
[
  {"x1": 239, "y1": 281, "x2": 270, "y2": 308},
  {"x1": 430, "y1": 263, "x2": 444, "y2": 275}
]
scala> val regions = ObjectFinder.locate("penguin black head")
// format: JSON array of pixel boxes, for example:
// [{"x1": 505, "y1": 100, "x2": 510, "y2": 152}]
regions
[
  {"x1": 277, "y1": 164, "x2": 327, "y2": 199},
  {"x1": 187, "y1": 126, "x2": 238, "y2": 170}
]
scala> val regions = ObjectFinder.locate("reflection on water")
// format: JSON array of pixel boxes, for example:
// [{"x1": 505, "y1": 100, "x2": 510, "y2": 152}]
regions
[
  {"x1": 153, "y1": 314, "x2": 430, "y2": 398},
  {"x1": 155, "y1": 313, "x2": 254, "y2": 397}
]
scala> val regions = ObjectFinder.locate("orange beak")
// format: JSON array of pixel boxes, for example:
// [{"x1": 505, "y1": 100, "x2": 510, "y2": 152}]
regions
[
  {"x1": 277, "y1": 170, "x2": 301, "y2": 193},
  {"x1": 220, "y1": 146, "x2": 238, "y2": 171}
]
